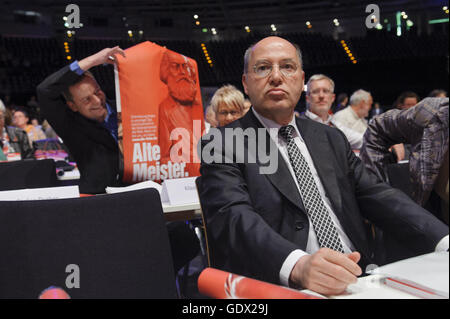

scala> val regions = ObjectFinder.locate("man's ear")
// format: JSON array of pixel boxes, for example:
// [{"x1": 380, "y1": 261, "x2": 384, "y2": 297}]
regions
[
  {"x1": 66, "y1": 101, "x2": 78, "y2": 113},
  {"x1": 242, "y1": 73, "x2": 249, "y2": 95},
  {"x1": 305, "y1": 93, "x2": 311, "y2": 104}
]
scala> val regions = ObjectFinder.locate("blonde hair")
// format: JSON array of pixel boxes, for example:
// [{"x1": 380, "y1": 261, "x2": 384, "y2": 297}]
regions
[
  {"x1": 306, "y1": 74, "x2": 335, "y2": 95},
  {"x1": 210, "y1": 85, "x2": 245, "y2": 113}
]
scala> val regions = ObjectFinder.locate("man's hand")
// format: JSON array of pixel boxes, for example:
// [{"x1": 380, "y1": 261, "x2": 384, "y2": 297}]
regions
[
  {"x1": 78, "y1": 46, "x2": 126, "y2": 71},
  {"x1": 290, "y1": 248, "x2": 362, "y2": 296}
]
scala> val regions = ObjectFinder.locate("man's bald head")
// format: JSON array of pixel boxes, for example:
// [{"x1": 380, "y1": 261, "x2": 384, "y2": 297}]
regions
[
  {"x1": 243, "y1": 36, "x2": 303, "y2": 74},
  {"x1": 241, "y1": 36, "x2": 305, "y2": 125}
]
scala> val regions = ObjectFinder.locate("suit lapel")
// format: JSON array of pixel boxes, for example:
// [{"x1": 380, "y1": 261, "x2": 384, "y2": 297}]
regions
[
  {"x1": 239, "y1": 110, "x2": 306, "y2": 213},
  {"x1": 295, "y1": 117, "x2": 343, "y2": 215},
  {"x1": 72, "y1": 114, "x2": 117, "y2": 151},
  {"x1": 297, "y1": 118, "x2": 373, "y2": 258}
]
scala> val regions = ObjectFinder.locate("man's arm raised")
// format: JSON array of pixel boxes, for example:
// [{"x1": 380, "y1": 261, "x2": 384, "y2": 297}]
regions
[{"x1": 78, "y1": 46, "x2": 126, "y2": 71}]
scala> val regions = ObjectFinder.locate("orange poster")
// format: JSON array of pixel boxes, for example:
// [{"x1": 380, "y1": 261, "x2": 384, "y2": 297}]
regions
[{"x1": 114, "y1": 41, "x2": 205, "y2": 183}]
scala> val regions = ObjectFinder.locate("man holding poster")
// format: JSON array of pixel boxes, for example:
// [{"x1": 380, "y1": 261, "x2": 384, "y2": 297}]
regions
[
  {"x1": 37, "y1": 46, "x2": 127, "y2": 194},
  {"x1": 37, "y1": 46, "x2": 200, "y2": 274}
]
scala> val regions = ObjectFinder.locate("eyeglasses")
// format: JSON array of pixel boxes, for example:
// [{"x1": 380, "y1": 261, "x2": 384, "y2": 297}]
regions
[
  {"x1": 309, "y1": 89, "x2": 333, "y2": 96},
  {"x1": 252, "y1": 61, "x2": 298, "y2": 78},
  {"x1": 218, "y1": 110, "x2": 241, "y2": 116}
]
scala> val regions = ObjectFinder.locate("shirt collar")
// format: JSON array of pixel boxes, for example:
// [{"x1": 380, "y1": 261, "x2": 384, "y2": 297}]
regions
[
  {"x1": 348, "y1": 106, "x2": 361, "y2": 121},
  {"x1": 103, "y1": 102, "x2": 113, "y2": 124},
  {"x1": 252, "y1": 107, "x2": 302, "y2": 142},
  {"x1": 305, "y1": 110, "x2": 332, "y2": 125}
]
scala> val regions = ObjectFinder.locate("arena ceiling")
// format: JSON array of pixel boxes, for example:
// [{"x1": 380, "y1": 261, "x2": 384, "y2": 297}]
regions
[{"x1": 0, "y1": 0, "x2": 447, "y2": 38}]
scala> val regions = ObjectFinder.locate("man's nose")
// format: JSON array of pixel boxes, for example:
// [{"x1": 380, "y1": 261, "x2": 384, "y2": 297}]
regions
[
  {"x1": 93, "y1": 94, "x2": 102, "y2": 105},
  {"x1": 269, "y1": 65, "x2": 283, "y2": 85},
  {"x1": 178, "y1": 65, "x2": 187, "y2": 75}
]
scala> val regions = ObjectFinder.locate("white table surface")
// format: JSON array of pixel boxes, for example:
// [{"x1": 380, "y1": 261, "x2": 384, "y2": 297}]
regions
[{"x1": 302, "y1": 274, "x2": 421, "y2": 299}]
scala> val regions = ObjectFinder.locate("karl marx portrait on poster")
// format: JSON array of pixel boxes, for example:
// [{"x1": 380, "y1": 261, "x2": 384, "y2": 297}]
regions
[{"x1": 158, "y1": 49, "x2": 203, "y2": 177}]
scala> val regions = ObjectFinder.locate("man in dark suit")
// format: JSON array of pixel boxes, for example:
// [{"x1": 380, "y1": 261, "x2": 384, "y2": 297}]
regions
[
  {"x1": 197, "y1": 36, "x2": 449, "y2": 296},
  {"x1": 37, "y1": 47, "x2": 126, "y2": 194}
]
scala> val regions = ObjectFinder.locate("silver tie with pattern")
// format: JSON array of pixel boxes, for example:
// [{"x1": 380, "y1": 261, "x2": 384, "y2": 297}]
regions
[{"x1": 279, "y1": 125, "x2": 345, "y2": 253}]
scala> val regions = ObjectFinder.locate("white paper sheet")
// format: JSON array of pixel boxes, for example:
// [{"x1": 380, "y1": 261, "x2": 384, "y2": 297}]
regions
[
  {"x1": 369, "y1": 252, "x2": 449, "y2": 297},
  {"x1": 0, "y1": 186, "x2": 80, "y2": 201}
]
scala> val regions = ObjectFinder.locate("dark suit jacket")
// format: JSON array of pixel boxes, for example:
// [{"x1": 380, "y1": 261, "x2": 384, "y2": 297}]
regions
[
  {"x1": 197, "y1": 108, "x2": 449, "y2": 285},
  {"x1": 37, "y1": 65, "x2": 122, "y2": 194}
]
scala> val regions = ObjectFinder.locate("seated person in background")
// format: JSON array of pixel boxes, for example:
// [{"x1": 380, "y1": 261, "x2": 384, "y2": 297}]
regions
[
  {"x1": 12, "y1": 108, "x2": 46, "y2": 147},
  {"x1": 0, "y1": 106, "x2": 33, "y2": 160},
  {"x1": 333, "y1": 92, "x2": 348, "y2": 113},
  {"x1": 390, "y1": 91, "x2": 421, "y2": 162},
  {"x1": 369, "y1": 102, "x2": 384, "y2": 118},
  {"x1": 360, "y1": 97, "x2": 449, "y2": 224},
  {"x1": 198, "y1": 36, "x2": 448, "y2": 296},
  {"x1": 429, "y1": 89, "x2": 447, "y2": 98},
  {"x1": 31, "y1": 118, "x2": 41, "y2": 129},
  {"x1": 301, "y1": 74, "x2": 364, "y2": 150},
  {"x1": 333, "y1": 89, "x2": 372, "y2": 135},
  {"x1": 395, "y1": 91, "x2": 420, "y2": 110},
  {"x1": 37, "y1": 46, "x2": 126, "y2": 195},
  {"x1": 210, "y1": 84, "x2": 245, "y2": 127}
]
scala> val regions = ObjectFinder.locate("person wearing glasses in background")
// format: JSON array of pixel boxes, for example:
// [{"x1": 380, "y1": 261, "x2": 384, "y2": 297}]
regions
[
  {"x1": 301, "y1": 74, "x2": 364, "y2": 150},
  {"x1": 210, "y1": 84, "x2": 245, "y2": 127}
]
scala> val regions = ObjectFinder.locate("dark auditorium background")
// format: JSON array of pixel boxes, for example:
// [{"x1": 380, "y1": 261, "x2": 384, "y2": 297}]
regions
[{"x1": 0, "y1": 0, "x2": 448, "y2": 113}]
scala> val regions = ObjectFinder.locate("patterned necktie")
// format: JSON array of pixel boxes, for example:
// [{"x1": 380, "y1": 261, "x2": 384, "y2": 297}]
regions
[{"x1": 279, "y1": 125, "x2": 345, "y2": 253}]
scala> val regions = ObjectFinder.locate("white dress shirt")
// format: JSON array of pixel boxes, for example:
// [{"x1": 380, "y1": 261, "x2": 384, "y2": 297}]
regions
[
  {"x1": 305, "y1": 110, "x2": 364, "y2": 150},
  {"x1": 253, "y1": 108, "x2": 449, "y2": 287},
  {"x1": 333, "y1": 106, "x2": 368, "y2": 135},
  {"x1": 252, "y1": 109, "x2": 356, "y2": 286}
]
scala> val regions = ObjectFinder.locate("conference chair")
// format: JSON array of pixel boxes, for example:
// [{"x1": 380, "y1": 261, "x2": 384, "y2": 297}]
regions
[
  {"x1": 0, "y1": 159, "x2": 57, "y2": 191},
  {"x1": 0, "y1": 188, "x2": 177, "y2": 299}
]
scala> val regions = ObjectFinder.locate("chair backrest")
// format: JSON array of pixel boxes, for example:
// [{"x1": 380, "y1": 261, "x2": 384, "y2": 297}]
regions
[
  {"x1": 195, "y1": 176, "x2": 211, "y2": 267},
  {"x1": 0, "y1": 188, "x2": 177, "y2": 299},
  {"x1": 0, "y1": 159, "x2": 57, "y2": 191}
]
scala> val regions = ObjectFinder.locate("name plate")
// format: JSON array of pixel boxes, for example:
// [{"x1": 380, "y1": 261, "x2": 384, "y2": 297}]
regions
[{"x1": 161, "y1": 177, "x2": 199, "y2": 206}]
